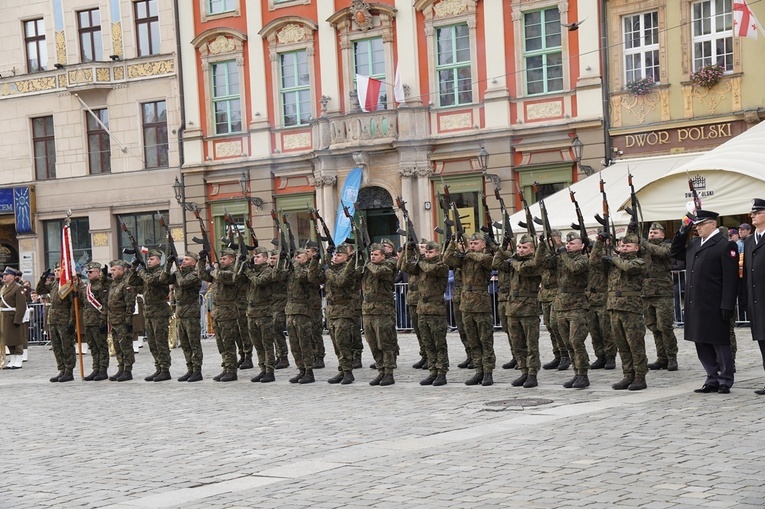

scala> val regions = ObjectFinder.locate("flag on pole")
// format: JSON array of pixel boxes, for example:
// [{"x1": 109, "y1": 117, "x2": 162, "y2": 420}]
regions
[
  {"x1": 394, "y1": 64, "x2": 406, "y2": 105},
  {"x1": 59, "y1": 222, "x2": 76, "y2": 298},
  {"x1": 333, "y1": 167, "x2": 364, "y2": 246},
  {"x1": 733, "y1": 0, "x2": 765, "y2": 39},
  {"x1": 356, "y1": 74, "x2": 383, "y2": 112}
]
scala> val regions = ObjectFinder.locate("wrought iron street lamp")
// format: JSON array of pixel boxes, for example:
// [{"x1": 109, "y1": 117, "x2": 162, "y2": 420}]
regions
[
  {"x1": 571, "y1": 135, "x2": 594, "y2": 177},
  {"x1": 239, "y1": 171, "x2": 264, "y2": 210}
]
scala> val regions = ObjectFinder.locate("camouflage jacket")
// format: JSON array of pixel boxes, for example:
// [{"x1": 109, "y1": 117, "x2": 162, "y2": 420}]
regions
[
  {"x1": 491, "y1": 248, "x2": 513, "y2": 303},
  {"x1": 551, "y1": 248, "x2": 589, "y2": 312},
  {"x1": 310, "y1": 257, "x2": 362, "y2": 320},
  {"x1": 106, "y1": 274, "x2": 137, "y2": 326},
  {"x1": 269, "y1": 264, "x2": 288, "y2": 314},
  {"x1": 78, "y1": 277, "x2": 110, "y2": 327},
  {"x1": 586, "y1": 246, "x2": 609, "y2": 307},
  {"x1": 601, "y1": 244, "x2": 646, "y2": 312},
  {"x1": 398, "y1": 251, "x2": 421, "y2": 305},
  {"x1": 169, "y1": 266, "x2": 201, "y2": 319},
  {"x1": 35, "y1": 279, "x2": 75, "y2": 326},
  {"x1": 640, "y1": 238, "x2": 674, "y2": 298},
  {"x1": 495, "y1": 249, "x2": 541, "y2": 317},
  {"x1": 235, "y1": 272, "x2": 249, "y2": 313},
  {"x1": 283, "y1": 261, "x2": 312, "y2": 316},
  {"x1": 361, "y1": 259, "x2": 396, "y2": 316},
  {"x1": 444, "y1": 241, "x2": 493, "y2": 313},
  {"x1": 128, "y1": 265, "x2": 172, "y2": 318},
  {"x1": 414, "y1": 256, "x2": 449, "y2": 316},
  {"x1": 534, "y1": 241, "x2": 559, "y2": 303},
  {"x1": 198, "y1": 260, "x2": 238, "y2": 321},
  {"x1": 243, "y1": 262, "x2": 273, "y2": 316}
]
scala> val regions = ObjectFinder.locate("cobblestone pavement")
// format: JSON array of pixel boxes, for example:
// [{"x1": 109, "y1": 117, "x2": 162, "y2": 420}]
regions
[{"x1": 3, "y1": 326, "x2": 765, "y2": 509}]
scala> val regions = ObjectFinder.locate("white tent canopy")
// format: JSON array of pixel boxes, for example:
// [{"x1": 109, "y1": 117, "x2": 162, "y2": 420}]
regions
[
  {"x1": 636, "y1": 121, "x2": 765, "y2": 219},
  {"x1": 507, "y1": 153, "x2": 700, "y2": 238}
]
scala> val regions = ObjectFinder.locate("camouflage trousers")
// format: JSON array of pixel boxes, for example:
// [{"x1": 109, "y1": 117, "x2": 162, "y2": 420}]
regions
[
  {"x1": 498, "y1": 301, "x2": 515, "y2": 360},
  {"x1": 408, "y1": 304, "x2": 424, "y2": 358},
  {"x1": 418, "y1": 314, "x2": 449, "y2": 374},
  {"x1": 542, "y1": 301, "x2": 567, "y2": 358},
  {"x1": 364, "y1": 313, "x2": 398, "y2": 374},
  {"x1": 587, "y1": 303, "x2": 616, "y2": 359},
  {"x1": 311, "y1": 306, "x2": 325, "y2": 361},
  {"x1": 328, "y1": 316, "x2": 355, "y2": 373},
  {"x1": 287, "y1": 314, "x2": 314, "y2": 370},
  {"x1": 642, "y1": 297, "x2": 678, "y2": 362},
  {"x1": 49, "y1": 324, "x2": 76, "y2": 372},
  {"x1": 272, "y1": 308, "x2": 289, "y2": 360},
  {"x1": 213, "y1": 318, "x2": 238, "y2": 372},
  {"x1": 235, "y1": 311, "x2": 253, "y2": 359},
  {"x1": 509, "y1": 314, "x2": 541, "y2": 375},
  {"x1": 111, "y1": 323, "x2": 135, "y2": 372},
  {"x1": 556, "y1": 309, "x2": 590, "y2": 375},
  {"x1": 351, "y1": 313, "x2": 363, "y2": 355},
  {"x1": 610, "y1": 310, "x2": 647, "y2": 377},
  {"x1": 248, "y1": 314, "x2": 275, "y2": 373},
  {"x1": 145, "y1": 315, "x2": 171, "y2": 371},
  {"x1": 177, "y1": 316, "x2": 203, "y2": 373},
  {"x1": 83, "y1": 326, "x2": 109, "y2": 372},
  {"x1": 462, "y1": 311, "x2": 495, "y2": 373},
  {"x1": 453, "y1": 304, "x2": 470, "y2": 357}
]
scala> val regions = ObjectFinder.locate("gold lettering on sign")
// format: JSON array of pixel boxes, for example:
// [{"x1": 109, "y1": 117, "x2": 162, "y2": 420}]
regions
[
  {"x1": 677, "y1": 123, "x2": 732, "y2": 143},
  {"x1": 625, "y1": 131, "x2": 670, "y2": 148},
  {"x1": 623, "y1": 122, "x2": 734, "y2": 149}
]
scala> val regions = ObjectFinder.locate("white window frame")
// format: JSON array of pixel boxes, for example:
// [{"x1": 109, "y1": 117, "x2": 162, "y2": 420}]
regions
[
  {"x1": 523, "y1": 7, "x2": 563, "y2": 96},
  {"x1": 435, "y1": 24, "x2": 473, "y2": 107},
  {"x1": 353, "y1": 37, "x2": 387, "y2": 109},
  {"x1": 691, "y1": 0, "x2": 733, "y2": 71},
  {"x1": 279, "y1": 50, "x2": 311, "y2": 127},
  {"x1": 623, "y1": 11, "x2": 660, "y2": 84}
]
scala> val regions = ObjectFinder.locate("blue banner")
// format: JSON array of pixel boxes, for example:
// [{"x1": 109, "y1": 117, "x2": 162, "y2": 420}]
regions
[
  {"x1": 333, "y1": 167, "x2": 363, "y2": 246},
  {"x1": 0, "y1": 188, "x2": 13, "y2": 214},
  {"x1": 14, "y1": 187, "x2": 33, "y2": 234}
]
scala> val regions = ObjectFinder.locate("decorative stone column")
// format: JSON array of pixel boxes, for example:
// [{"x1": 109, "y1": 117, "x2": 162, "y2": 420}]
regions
[
  {"x1": 310, "y1": 174, "x2": 338, "y2": 234},
  {"x1": 398, "y1": 166, "x2": 416, "y2": 236},
  {"x1": 415, "y1": 166, "x2": 434, "y2": 240}
]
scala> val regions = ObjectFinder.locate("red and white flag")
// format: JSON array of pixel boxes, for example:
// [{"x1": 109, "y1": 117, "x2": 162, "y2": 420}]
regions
[
  {"x1": 59, "y1": 223, "x2": 76, "y2": 298},
  {"x1": 733, "y1": 0, "x2": 765, "y2": 40},
  {"x1": 356, "y1": 74, "x2": 382, "y2": 112}
]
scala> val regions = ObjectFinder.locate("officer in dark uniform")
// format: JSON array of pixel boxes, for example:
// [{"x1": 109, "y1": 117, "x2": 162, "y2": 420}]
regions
[{"x1": 743, "y1": 199, "x2": 765, "y2": 394}]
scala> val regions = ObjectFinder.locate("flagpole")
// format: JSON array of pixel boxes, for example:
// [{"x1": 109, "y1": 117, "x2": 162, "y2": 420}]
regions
[{"x1": 65, "y1": 210, "x2": 85, "y2": 379}]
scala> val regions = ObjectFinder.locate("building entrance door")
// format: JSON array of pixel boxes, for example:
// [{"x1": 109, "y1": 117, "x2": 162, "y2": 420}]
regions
[{"x1": 356, "y1": 186, "x2": 399, "y2": 247}]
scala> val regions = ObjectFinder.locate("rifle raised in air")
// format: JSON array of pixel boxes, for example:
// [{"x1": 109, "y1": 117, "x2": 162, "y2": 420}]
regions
[
  {"x1": 158, "y1": 212, "x2": 180, "y2": 271},
  {"x1": 395, "y1": 196, "x2": 420, "y2": 264},
  {"x1": 118, "y1": 215, "x2": 146, "y2": 268},
  {"x1": 480, "y1": 193, "x2": 496, "y2": 246},
  {"x1": 493, "y1": 184, "x2": 514, "y2": 251},
  {"x1": 624, "y1": 170, "x2": 643, "y2": 238},
  {"x1": 191, "y1": 206, "x2": 217, "y2": 264},
  {"x1": 569, "y1": 191, "x2": 590, "y2": 253},
  {"x1": 516, "y1": 180, "x2": 537, "y2": 245},
  {"x1": 270, "y1": 209, "x2": 289, "y2": 269},
  {"x1": 594, "y1": 177, "x2": 616, "y2": 255}
]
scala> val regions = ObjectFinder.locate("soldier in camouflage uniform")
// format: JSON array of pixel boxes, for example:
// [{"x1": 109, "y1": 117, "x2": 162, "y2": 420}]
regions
[
  {"x1": 234, "y1": 265, "x2": 254, "y2": 370},
  {"x1": 198, "y1": 248, "x2": 240, "y2": 382},
  {"x1": 305, "y1": 241, "x2": 326, "y2": 369},
  {"x1": 450, "y1": 265, "x2": 472, "y2": 368},
  {"x1": 128, "y1": 248, "x2": 173, "y2": 382},
  {"x1": 309, "y1": 243, "x2": 363, "y2": 384},
  {"x1": 586, "y1": 240, "x2": 617, "y2": 370},
  {"x1": 595, "y1": 232, "x2": 648, "y2": 390},
  {"x1": 409, "y1": 241, "x2": 450, "y2": 385},
  {"x1": 167, "y1": 252, "x2": 203, "y2": 382},
  {"x1": 243, "y1": 246, "x2": 275, "y2": 383},
  {"x1": 268, "y1": 250, "x2": 290, "y2": 369},
  {"x1": 495, "y1": 234, "x2": 542, "y2": 388},
  {"x1": 445, "y1": 233, "x2": 496, "y2": 386},
  {"x1": 278, "y1": 248, "x2": 315, "y2": 384},
  {"x1": 400, "y1": 240, "x2": 427, "y2": 369},
  {"x1": 79, "y1": 262, "x2": 111, "y2": 381},
  {"x1": 537, "y1": 231, "x2": 570, "y2": 370},
  {"x1": 543, "y1": 232, "x2": 590, "y2": 389},
  {"x1": 36, "y1": 264, "x2": 77, "y2": 383},
  {"x1": 362, "y1": 244, "x2": 398, "y2": 385},
  {"x1": 106, "y1": 260, "x2": 137, "y2": 381},
  {"x1": 641, "y1": 222, "x2": 679, "y2": 372},
  {"x1": 494, "y1": 249, "x2": 517, "y2": 370}
]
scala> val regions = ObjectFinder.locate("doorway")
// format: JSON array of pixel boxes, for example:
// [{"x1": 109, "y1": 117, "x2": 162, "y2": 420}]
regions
[{"x1": 356, "y1": 186, "x2": 399, "y2": 247}]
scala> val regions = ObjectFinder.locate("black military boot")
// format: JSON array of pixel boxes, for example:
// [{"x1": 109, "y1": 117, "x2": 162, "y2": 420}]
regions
[
  {"x1": 58, "y1": 371, "x2": 74, "y2": 383},
  {"x1": 251, "y1": 371, "x2": 265, "y2": 383},
  {"x1": 412, "y1": 357, "x2": 427, "y2": 369},
  {"x1": 327, "y1": 372, "x2": 344, "y2": 384},
  {"x1": 177, "y1": 372, "x2": 192, "y2": 382},
  {"x1": 289, "y1": 369, "x2": 305, "y2": 384},
  {"x1": 144, "y1": 370, "x2": 159, "y2": 382},
  {"x1": 187, "y1": 371, "x2": 203, "y2": 382},
  {"x1": 667, "y1": 358, "x2": 679, "y2": 371},
  {"x1": 589, "y1": 357, "x2": 607, "y2": 369},
  {"x1": 93, "y1": 371, "x2": 108, "y2": 381},
  {"x1": 369, "y1": 372, "x2": 384, "y2": 386},
  {"x1": 380, "y1": 373, "x2": 395, "y2": 386},
  {"x1": 604, "y1": 356, "x2": 617, "y2": 370},
  {"x1": 465, "y1": 372, "x2": 484, "y2": 386},
  {"x1": 628, "y1": 375, "x2": 647, "y2": 391},
  {"x1": 481, "y1": 372, "x2": 494, "y2": 386},
  {"x1": 420, "y1": 373, "x2": 437, "y2": 386},
  {"x1": 557, "y1": 357, "x2": 571, "y2": 371},
  {"x1": 239, "y1": 357, "x2": 254, "y2": 370},
  {"x1": 542, "y1": 357, "x2": 561, "y2": 370},
  {"x1": 109, "y1": 370, "x2": 123, "y2": 382},
  {"x1": 511, "y1": 373, "x2": 528, "y2": 387},
  {"x1": 457, "y1": 357, "x2": 472, "y2": 369},
  {"x1": 563, "y1": 375, "x2": 579, "y2": 388},
  {"x1": 647, "y1": 359, "x2": 667, "y2": 370},
  {"x1": 612, "y1": 376, "x2": 634, "y2": 390},
  {"x1": 153, "y1": 371, "x2": 171, "y2": 382},
  {"x1": 213, "y1": 371, "x2": 227, "y2": 382},
  {"x1": 313, "y1": 358, "x2": 325, "y2": 369},
  {"x1": 260, "y1": 371, "x2": 276, "y2": 383},
  {"x1": 340, "y1": 372, "x2": 355, "y2": 385},
  {"x1": 116, "y1": 371, "x2": 133, "y2": 382},
  {"x1": 237, "y1": 356, "x2": 245, "y2": 368},
  {"x1": 352, "y1": 351, "x2": 362, "y2": 369},
  {"x1": 83, "y1": 370, "x2": 98, "y2": 381},
  {"x1": 523, "y1": 374, "x2": 538, "y2": 388},
  {"x1": 275, "y1": 357, "x2": 290, "y2": 369},
  {"x1": 432, "y1": 374, "x2": 447, "y2": 386},
  {"x1": 299, "y1": 369, "x2": 315, "y2": 384},
  {"x1": 369, "y1": 363, "x2": 377, "y2": 370},
  {"x1": 502, "y1": 358, "x2": 518, "y2": 369},
  {"x1": 219, "y1": 371, "x2": 238, "y2": 382},
  {"x1": 572, "y1": 374, "x2": 590, "y2": 388},
  {"x1": 49, "y1": 371, "x2": 64, "y2": 383}
]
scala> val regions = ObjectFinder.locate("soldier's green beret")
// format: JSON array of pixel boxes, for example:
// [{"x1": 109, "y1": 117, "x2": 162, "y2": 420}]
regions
[
  {"x1": 110, "y1": 260, "x2": 129, "y2": 268},
  {"x1": 269, "y1": 249, "x2": 279, "y2": 257},
  {"x1": 420, "y1": 237, "x2": 429, "y2": 244},
  {"x1": 305, "y1": 240, "x2": 318, "y2": 250},
  {"x1": 469, "y1": 232, "x2": 484, "y2": 241},
  {"x1": 185, "y1": 251, "x2": 199, "y2": 261},
  {"x1": 649, "y1": 222, "x2": 665, "y2": 231},
  {"x1": 424, "y1": 240, "x2": 440, "y2": 251},
  {"x1": 147, "y1": 248, "x2": 163, "y2": 259},
  {"x1": 622, "y1": 233, "x2": 640, "y2": 244},
  {"x1": 335, "y1": 244, "x2": 350, "y2": 254},
  {"x1": 518, "y1": 234, "x2": 535, "y2": 245},
  {"x1": 294, "y1": 248, "x2": 307, "y2": 255},
  {"x1": 380, "y1": 238, "x2": 394, "y2": 247},
  {"x1": 550, "y1": 230, "x2": 561, "y2": 238},
  {"x1": 566, "y1": 232, "x2": 581, "y2": 242},
  {"x1": 253, "y1": 246, "x2": 269, "y2": 255},
  {"x1": 369, "y1": 243, "x2": 384, "y2": 253},
  {"x1": 85, "y1": 262, "x2": 101, "y2": 270},
  {"x1": 220, "y1": 248, "x2": 237, "y2": 257},
  {"x1": 54, "y1": 261, "x2": 61, "y2": 269}
]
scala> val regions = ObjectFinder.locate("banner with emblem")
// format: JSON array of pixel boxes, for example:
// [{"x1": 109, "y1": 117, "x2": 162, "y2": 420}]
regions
[
  {"x1": 333, "y1": 167, "x2": 363, "y2": 246},
  {"x1": 59, "y1": 222, "x2": 76, "y2": 298}
]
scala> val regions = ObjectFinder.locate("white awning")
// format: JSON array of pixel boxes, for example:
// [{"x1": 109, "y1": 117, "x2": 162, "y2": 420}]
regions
[
  {"x1": 636, "y1": 121, "x2": 765, "y2": 219},
  {"x1": 507, "y1": 152, "x2": 700, "y2": 238}
]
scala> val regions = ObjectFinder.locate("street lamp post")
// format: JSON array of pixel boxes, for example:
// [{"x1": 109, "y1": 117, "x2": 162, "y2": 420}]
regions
[
  {"x1": 479, "y1": 143, "x2": 500, "y2": 189},
  {"x1": 172, "y1": 176, "x2": 200, "y2": 252},
  {"x1": 239, "y1": 171, "x2": 264, "y2": 210},
  {"x1": 571, "y1": 135, "x2": 594, "y2": 177}
]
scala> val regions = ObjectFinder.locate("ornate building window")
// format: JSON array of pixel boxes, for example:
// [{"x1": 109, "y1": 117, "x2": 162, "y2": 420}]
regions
[
  {"x1": 86, "y1": 109, "x2": 111, "y2": 175},
  {"x1": 142, "y1": 101, "x2": 168, "y2": 168},
  {"x1": 32, "y1": 116, "x2": 55, "y2": 180},
  {"x1": 24, "y1": 18, "x2": 47, "y2": 72},
  {"x1": 135, "y1": 0, "x2": 160, "y2": 57},
  {"x1": 117, "y1": 212, "x2": 165, "y2": 262},
  {"x1": 78, "y1": 8, "x2": 102, "y2": 62},
  {"x1": 623, "y1": 11, "x2": 660, "y2": 83},
  {"x1": 691, "y1": 0, "x2": 733, "y2": 71},
  {"x1": 523, "y1": 7, "x2": 562, "y2": 95},
  {"x1": 354, "y1": 37, "x2": 387, "y2": 109},
  {"x1": 280, "y1": 50, "x2": 311, "y2": 127},
  {"x1": 212, "y1": 60, "x2": 242, "y2": 134},
  {"x1": 208, "y1": 0, "x2": 235, "y2": 15},
  {"x1": 44, "y1": 218, "x2": 91, "y2": 271},
  {"x1": 268, "y1": 0, "x2": 311, "y2": 11}
]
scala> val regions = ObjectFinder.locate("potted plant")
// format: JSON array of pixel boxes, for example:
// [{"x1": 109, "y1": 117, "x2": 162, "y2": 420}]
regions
[
  {"x1": 690, "y1": 64, "x2": 724, "y2": 89},
  {"x1": 625, "y1": 75, "x2": 656, "y2": 96}
]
